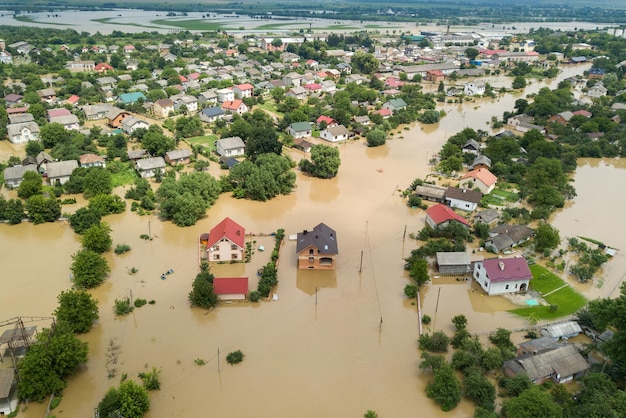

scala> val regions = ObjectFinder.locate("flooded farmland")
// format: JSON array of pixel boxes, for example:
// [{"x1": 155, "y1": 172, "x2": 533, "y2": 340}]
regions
[{"x1": 2, "y1": 63, "x2": 621, "y2": 417}]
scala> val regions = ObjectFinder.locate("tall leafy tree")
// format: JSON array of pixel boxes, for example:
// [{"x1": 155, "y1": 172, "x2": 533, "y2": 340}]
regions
[
  {"x1": 54, "y1": 289, "x2": 99, "y2": 333},
  {"x1": 298, "y1": 144, "x2": 340, "y2": 179},
  {"x1": 81, "y1": 222, "x2": 113, "y2": 253},
  {"x1": 17, "y1": 171, "x2": 42, "y2": 199},
  {"x1": 71, "y1": 249, "x2": 110, "y2": 288},
  {"x1": 25, "y1": 195, "x2": 61, "y2": 224}
]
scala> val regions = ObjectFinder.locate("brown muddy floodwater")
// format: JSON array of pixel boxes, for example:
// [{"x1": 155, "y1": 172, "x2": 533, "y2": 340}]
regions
[{"x1": 1, "y1": 64, "x2": 599, "y2": 418}]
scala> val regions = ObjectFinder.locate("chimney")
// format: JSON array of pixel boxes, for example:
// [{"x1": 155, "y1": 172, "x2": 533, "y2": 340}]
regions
[
  {"x1": 303, "y1": 230, "x2": 308, "y2": 235},
  {"x1": 498, "y1": 261, "x2": 505, "y2": 271}
]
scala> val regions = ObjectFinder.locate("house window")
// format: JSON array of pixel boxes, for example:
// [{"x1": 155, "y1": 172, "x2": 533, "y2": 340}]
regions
[
  {"x1": 231, "y1": 244, "x2": 238, "y2": 250},
  {"x1": 232, "y1": 253, "x2": 238, "y2": 260},
  {"x1": 505, "y1": 284, "x2": 509, "y2": 290},
  {"x1": 309, "y1": 249, "x2": 314, "y2": 255},
  {"x1": 214, "y1": 254, "x2": 220, "y2": 260},
  {"x1": 515, "y1": 284, "x2": 518, "y2": 289}
]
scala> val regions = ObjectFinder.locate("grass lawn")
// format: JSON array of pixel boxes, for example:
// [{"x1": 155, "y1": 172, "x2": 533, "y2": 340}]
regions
[
  {"x1": 510, "y1": 265, "x2": 587, "y2": 320},
  {"x1": 186, "y1": 135, "x2": 219, "y2": 152},
  {"x1": 482, "y1": 187, "x2": 519, "y2": 206},
  {"x1": 110, "y1": 163, "x2": 139, "y2": 188}
]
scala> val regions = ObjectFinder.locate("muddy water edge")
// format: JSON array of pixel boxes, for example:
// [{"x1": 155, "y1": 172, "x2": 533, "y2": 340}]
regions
[{"x1": 1, "y1": 64, "x2": 593, "y2": 417}]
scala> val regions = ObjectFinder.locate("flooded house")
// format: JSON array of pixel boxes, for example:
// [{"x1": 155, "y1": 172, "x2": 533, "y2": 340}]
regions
[
  {"x1": 205, "y1": 217, "x2": 245, "y2": 263},
  {"x1": 503, "y1": 344, "x2": 590, "y2": 385},
  {"x1": 485, "y1": 224, "x2": 534, "y2": 253},
  {"x1": 472, "y1": 257, "x2": 532, "y2": 295},
  {"x1": 425, "y1": 204, "x2": 469, "y2": 229},
  {"x1": 540, "y1": 321, "x2": 583, "y2": 341},
  {"x1": 435, "y1": 251, "x2": 471, "y2": 275},
  {"x1": 296, "y1": 223, "x2": 338, "y2": 270},
  {"x1": 213, "y1": 277, "x2": 249, "y2": 300}
]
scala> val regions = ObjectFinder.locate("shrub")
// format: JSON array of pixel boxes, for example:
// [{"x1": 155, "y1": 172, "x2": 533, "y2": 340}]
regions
[
  {"x1": 404, "y1": 284, "x2": 418, "y2": 298},
  {"x1": 226, "y1": 350, "x2": 244, "y2": 365},
  {"x1": 138, "y1": 367, "x2": 161, "y2": 390},
  {"x1": 249, "y1": 291, "x2": 261, "y2": 302},
  {"x1": 422, "y1": 314, "x2": 432, "y2": 325},
  {"x1": 114, "y1": 244, "x2": 131, "y2": 255},
  {"x1": 114, "y1": 298, "x2": 134, "y2": 316},
  {"x1": 134, "y1": 298, "x2": 147, "y2": 308},
  {"x1": 194, "y1": 358, "x2": 206, "y2": 366},
  {"x1": 419, "y1": 331, "x2": 450, "y2": 352}
]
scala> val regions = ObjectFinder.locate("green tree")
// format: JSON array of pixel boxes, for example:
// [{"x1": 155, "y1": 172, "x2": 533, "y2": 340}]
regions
[
  {"x1": 17, "y1": 171, "x2": 42, "y2": 199},
  {"x1": 141, "y1": 125, "x2": 176, "y2": 156},
  {"x1": 351, "y1": 51, "x2": 379, "y2": 74},
  {"x1": 25, "y1": 195, "x2": 61, "y2": 224},
  {"x1": 418, "y1": 109, "x2": 441, "y2": 124},
  {"x1": 488, "y1": 328, "x2": 516, "y2": 358},
  {"x1": 88, "y1": 194, "x2": 126, "y2": 216},
  {"x1": 69, "y1": 207, "x2": 102, "y2": 234},
  {"x1": 425, "y1": 362, "x2": 462, "y2": 412},
  {"x1": 366, "y1": 128, "x2": 387, "y2": 147},
  {"x1": 17, "y1": 326, "x2": 88, "y2": 401},
  {"x1": 98, "y1": 380, "x2": 150, "y2": 418},
  {"x1": 81, "y1": 222, "x2": 113, "y2": 253},
  {"x1": 419, "y1": 331, "x2": 451, "y2": 352},
  {"x1": 71, "y1": 249, "x2": 110, "y2": 289},
  {"x1": 451, "y1": 315, "x2": 468, "y2": 331},
  {"x1": 465, "y1": 47, "x2": 480, "y2": 60},
  {"x1": 25, "y1": 140, "x2": 43, "y2": 157},
  {"x1": 156, "y1": 172, "x2": 221, "y2": 226},
  {"x1": 512, "y1": 76, "x2": 527, "y2": 89},
  {"x1": 4, "y1": 199, "x2": 25, "y2": 224},
  {"x1": 364, "y1": 411, "x2": 378, "y2": 418},
  {"x1": 83, "y1": 167, "x2": 113, "y2": 199},
  {"x1": 406, "y1": 256, "x2": 430, "y2": 287},
  {"x1": 54, "y1": 289, "x2": 99, "y2": 333},
  {"x1": 534, "y1": 222, "x2": 561, "y2": 253},
  {"x1": 502, "y1": 386, "x2": 563, "y2": 418},
  {"x1": 40, "y1": 122, "x2": 69, "y2": 148},
  {"x1": 462, "y1": 367, "x2": 496, "y2": 410},
  {"x1": 188, "y1": 270, "x2": 218, "y2": 309},
  {"x1": 298, "y1": 144, "x2": 341, "y2": 179}
]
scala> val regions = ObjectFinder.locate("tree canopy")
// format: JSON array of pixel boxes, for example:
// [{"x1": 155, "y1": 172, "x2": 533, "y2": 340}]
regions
[
  {"x1": 155, "y1": 172, "x2": 221, "y2": 226},
  {"x1": 227, "y1": 153, "x2": 296, "y2": 201},
  {"x1": 54, "y1": 289, "x2": 99, "y2": 333},
  {"x1": 71, "y1": 249, "x2": 110, "y2": 288},
  {"x1": 298, "y1": 144, "x2": 341, "y2": 179}
]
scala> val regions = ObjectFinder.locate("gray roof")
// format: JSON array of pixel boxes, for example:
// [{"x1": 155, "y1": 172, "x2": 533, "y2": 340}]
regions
[
  {"x1": 0, "y1": 368, "x2": 15, "y2": 399},
  {"x1": 82, "y1": 104, "x2": 112, "y2": 117},
  {"x1": 127, "y1": 149, "x2": 147, "y2": 160},
  {"x1": 518, "y1": 337, "x2": 562, "y2": 355},
  {"x1": 486, "y1": 234, "x2": 515, "y2": 252},
  {"x1": 36, "y1": 151, "x2": 53, "y2": 166},
  {"x1": 201, "y1": 107, "x2": 224, "y2": 117},
  {"x1": 49, "y1": 114, "x2": 80, "y2": 126},
  {"x1": 436, "y1": 251, "x2": 470, "y2": 266},
  {"x1": 473, "y1": 208, "x2": 499, "y2": 224},
  {"x1": 326, "y1": 125, "x2": 349, "y2": 137},
  {"x1": 217, "y1": 136, "x2": 245, "y2": 150},
  {"x1": 7, "y1": 121, "x2": 40, "y2": 136},
  {"x1": 4, "y1": 164, "x2": 38, "y2": 181},
  {"x1": 414, "y1": 184, "x2": 447, "y2": 200},
  {"x1": 462, "y1": 139, "x2": 481, "y2": 151},
  {"x1": 46, "y1": 160, "x2": 79, "y2": 178},
  {"x1": 506, "y1": 345, "x2": 589, "y2": 381},
  {"x1": 472, "y1": 154, "x2": 492, "y2": 168},
  {"x1": 165, "y1": 149, "x2": 192, "y2": 160},
  {"x1": 136, "y1": 157, "x2": 165, "y2": 171},
  {"x1": 8, "y1": 113, "x2": 34, "y2": 124},
  {"x1": 296, "y1": 223, "x2": 338, "y2": 254},
  {"x1": 289, "y1": 121, "x2": 312, "y2": 132},
  {"x1": 489, "y1": 224, "x2": 534, "y2": 242},
  {"x1": 445, "y1": 187, "x2": 482, "y2": 204},
  {"x1": 106, "y1": 107, "x2": 127, "y2": 120},
  {"x1": 541, "y1": 321, "x2": 582, "y2": 339}
]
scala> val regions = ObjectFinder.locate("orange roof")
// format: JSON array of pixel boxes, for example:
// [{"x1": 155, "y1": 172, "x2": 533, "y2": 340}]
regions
[
  {"x1": 235, "y1": 83, "x2": 254, "y2": 90},
  {"x1": 461, "y1": 168, "x2": 497, "y2": 187},
  {"x1": 206, "y1": 217, "x2": 245, "y2": 249},
  {"x1": 222, "y1": 99, "x2": 244, "y2": 111}
]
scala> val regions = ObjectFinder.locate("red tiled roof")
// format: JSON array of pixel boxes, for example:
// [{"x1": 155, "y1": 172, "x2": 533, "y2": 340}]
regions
[
  {"x1": 95, "y1": 63, "x2": 113, "y2": 71},
  {"x1": 426, "y1": 204, "x2": 469, "y2": 226},
  {"x1": 6, "y1": 107, "x2": 28, "y2": 114},
  {"x1": 304, "y1": 83, "x2": 321, "y2": 90},
  {"x1": 65, "y1": 95, "x2": 80, "y2": 104},
  {"x1": 316, "y1": 115, "x2": 335, "y2": 124},
  {"x1": 376, "y1": 108, "x2": 392, "y2": 116},
  {"x1": 235, "y1": 83, "x2": 254, "y2": 90},
  {"x1": 188, "y1": 72, "x2": 200, "y2": 80},
  {"x1": 79, "y1": 153, "x2": 105, "y2": 164},
  {"x1": 213, "y1": 277, "x2": 249, "y2": 295},
  {"x1": 222, "y1": 99, "x2": 244, "y2": 111},
  {"x1": 461, "y1": 168, "x2": 497, "y2": 187},
  {"x1": 207, "y1": 217, "x2": 245, "y2": 249},
  {"x1": 573, "y1": 109, "x2": 592, "y2": 118},
  {"x1": 48, "y1": 108, "x2": 72, "y2": 118},
  {"x1": 179, "y1": 74, "x2": 188, "y2": 83},
  {"x1": 483, "y1": 257, "x2": 532, "y2": 283}
]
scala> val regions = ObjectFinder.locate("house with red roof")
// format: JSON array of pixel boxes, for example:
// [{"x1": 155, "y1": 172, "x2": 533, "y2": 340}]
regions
[
  {"x1": 316, "y1": 115, "x2": 336, "y2": 128},
  {"x1": 304, "y1": 83, "x2": 322, "y2": 94},
  {"x1": 233, "y1": 83, "x2": 254, "y2": 99},
  {"x1": 213, "y1": 277, "x2": 249, "y2": 300},
  {"x1": 459, "y1": 168, "x2": 497, "y2": 194},
  {"x1": 94, "y1": 62, "x2": 114, "y2": 73},
  {"x1": 222, "y1": 99, "x2": 249, "y2": 115},
  {"x1": 63, "y1": 95, "x2": 80, "y2": 106},
  {"x1": 206, "y1": 218, "x2": 246, "y2": 262},
  {"x1": 473, "y1": 257, "x2": 532, "y2": 295},
  {"x1": 425, "y1": 204, "x2": 469, "y2": 229},
  {"x1": 376, "y1": 108, "x2": 393, "y2": 119}
]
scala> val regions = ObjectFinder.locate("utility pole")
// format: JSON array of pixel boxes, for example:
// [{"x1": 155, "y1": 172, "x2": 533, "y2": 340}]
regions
[
  {"x1": 359, "y1": 250, "x2": 363, "y2": 273},
  {"x1": 148, "y1": 221, "x2": 151, "y2": 240},
  {"x1": 129, "y1": 290, "x2": 133, "y2": 305},
  {"x1": 217, "y1": 348, "x2": 221, "y2": 373},
  {"x1": 315, "y1": 287, "x2": 318, "y2": 305}
]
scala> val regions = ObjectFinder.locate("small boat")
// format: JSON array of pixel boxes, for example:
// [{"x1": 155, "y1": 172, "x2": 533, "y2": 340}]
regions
[
  {"x1": 161, "y1": 274, "x2": 166, "y2": 280},
  {"x1": 166, "y1": 269, "x2": 174, "y2": 275},
  {"x1": 376, "y1": 168, "x2": 384, "y2": 173}
]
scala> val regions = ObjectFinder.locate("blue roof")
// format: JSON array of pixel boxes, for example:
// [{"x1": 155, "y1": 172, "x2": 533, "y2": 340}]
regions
[
  {"x1": 118, "y1": 92, "x2": 147, "y2": 104},
  {"x1": 570, "y1": 56, "x2": 587, "y2": 62},
  {"x1": 202, "y1": 107, "x2": 224, "y2": 117}
]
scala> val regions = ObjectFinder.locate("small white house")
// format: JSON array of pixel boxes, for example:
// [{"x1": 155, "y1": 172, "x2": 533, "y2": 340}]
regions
[
  {"x1": 216, "y1": 136, "x2": 245, "y2": 157},
  {"x1": 320, "y1": 125, "x2": 349, "y2": 143},
  {"x1": 464, "y1": 82, "x2": 486, "y2": 96}
]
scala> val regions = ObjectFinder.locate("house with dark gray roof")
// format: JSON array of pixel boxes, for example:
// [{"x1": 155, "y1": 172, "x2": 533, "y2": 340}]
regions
[
  {"x1": 199, "y1": 107, "x2": 224, "y2": 123},
  {"x1": 473, "y1": 208, "x2": 499, "y2": 226},
  {"x1": 413, "y1": 184, "x2": 447, "y2": 203},
  {"x1": 165, "y1": 149, "x2": 192, "y2": 165},
  {"x1": 296, "y1": 223, "x2": 338, "y2": 270},
  {"x1": 444, "y1": 187, "x2": 482, "y2": 212},
  {"x1": 485, "y1": 224, "x2": 534, "y2": 253}
]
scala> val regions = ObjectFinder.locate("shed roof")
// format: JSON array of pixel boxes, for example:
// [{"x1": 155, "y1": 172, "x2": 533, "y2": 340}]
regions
[
  {"x1": 213, "y1": 277, "x2": 249, "y2": 295},
  {"x1": 46, "y1": 160, "x2": 79, "y2": 178},
  {"x1": 541, "y1": 321, "x2": 582, "y2": 339},
  {"x1": 0, "y1": 368, "x2": 15, "y2": 399},
  {"x1": 511, "y1": 344, "x2": 589, "y2": 381},
  {"x1": 436, "y1": 251, "x2": 470, "y2": 266},
  {"x1": 217, "y1": 136, "x2": 245, "y2": 150},
  {"x1": 136, "y1": 157, "x2": 165, "y2": 171}
]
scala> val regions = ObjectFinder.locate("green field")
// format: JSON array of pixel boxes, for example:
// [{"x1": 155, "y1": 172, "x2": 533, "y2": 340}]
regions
[
  {"x1": 92, "y1": 17, "x2": 163, "y2": 30},
  {"x1": 510, "y1": 265, "x2": 587, "y2": 320},
  {"x1": 482, "y1": 187, "x2": 519, "y2": 206},
  {"x1": 186, "y1": 135, "x2": 219, "y2": 152},
  {"x1": 14, "y1": 15, "x2": 71, "y2": 26},
  {"x1": 110, "y1": 162, "x2": 140, "y2": 187}
]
